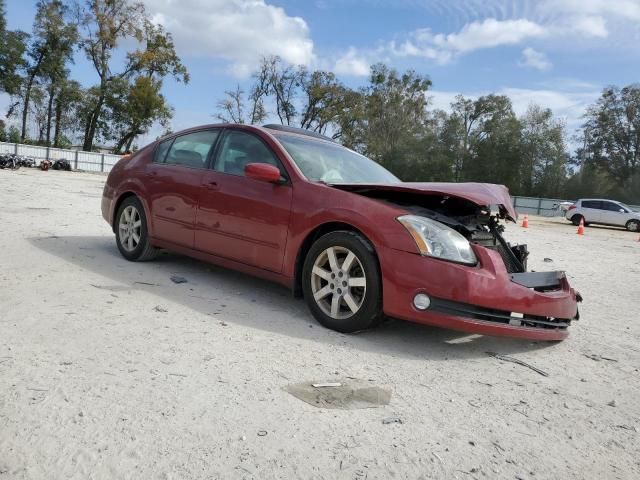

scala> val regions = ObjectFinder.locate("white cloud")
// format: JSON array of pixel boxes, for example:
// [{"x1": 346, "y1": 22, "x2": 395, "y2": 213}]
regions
[
  {"x1": 333, "y1": 47, "x2": 371, "y2": 76},
  {"x1": 143, "y1": 0, "x2": 315, "y2": 77},
  {"x1": 391, "y1": 19, "x2": 547, "y2": 64},
  {"x1": 571, "y1": 15, "x2": 608, "y2": 38},
  {"x1": 541, "y1": 0, "x2": 640, "y2": 21},
  {"x1": 431, "y1": 18, "x2": 547, "y2": 53},
  {"x1": 519, "y1": 47, "x2": 552, "y2": 71}
]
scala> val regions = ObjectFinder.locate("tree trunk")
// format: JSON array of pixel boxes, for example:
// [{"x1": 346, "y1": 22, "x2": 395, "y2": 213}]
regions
[
  {"x1": 45, "y1": 83, "x2": 55, "y2": 146},
  {"x1": 53, "y1": 97, "x2": 63, "y2": 148},
  {"x1": 20, "y1": 53, "x2": 45, "y2": 142},
  {"x1": 82, "y1": 94, "x2": 104, "y2": 151}
]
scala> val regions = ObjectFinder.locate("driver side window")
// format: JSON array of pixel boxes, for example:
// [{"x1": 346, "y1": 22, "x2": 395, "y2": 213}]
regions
[{"x1": 214, "y1": 130, "x2": 280, "y2": 176}]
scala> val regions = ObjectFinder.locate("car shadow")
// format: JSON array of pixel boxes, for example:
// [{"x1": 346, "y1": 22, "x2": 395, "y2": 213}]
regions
[{"x1": 29, "y1": 235, "x2": 558, "y2": 361}]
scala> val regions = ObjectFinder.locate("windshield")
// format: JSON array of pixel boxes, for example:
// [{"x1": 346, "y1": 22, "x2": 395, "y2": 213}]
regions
[
  {"x1": 618, "y1": 202, "x2": 634, "y2": 212},
  {"x1": 274, "y1": 134, "x2": 399, "y2": 184}
]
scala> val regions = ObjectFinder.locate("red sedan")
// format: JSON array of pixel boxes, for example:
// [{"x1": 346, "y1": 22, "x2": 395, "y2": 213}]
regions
[{"x1": 102, "y1": 124, "x2": 581, "y2": 340}]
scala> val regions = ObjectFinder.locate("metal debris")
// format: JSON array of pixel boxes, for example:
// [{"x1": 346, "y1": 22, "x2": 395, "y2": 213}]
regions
[{"x1": 486, "y1": 352, "x2": 549, "y2": 377}]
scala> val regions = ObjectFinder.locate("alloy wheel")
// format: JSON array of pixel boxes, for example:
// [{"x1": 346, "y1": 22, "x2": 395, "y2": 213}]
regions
[
  {"x1": 310, "y1": 246, "x2": 367, "y2": 320},
  {"x1": 118, "y1": 205, "x2": 142, "y2": 252}
]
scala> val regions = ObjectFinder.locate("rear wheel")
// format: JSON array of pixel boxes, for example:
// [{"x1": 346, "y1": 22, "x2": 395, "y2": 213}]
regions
[
  {"x1": 626, "y1": 219, "x2": 640, "y2": 232},
  {"x1": 571, "y1": 214, "x2": 584, "y2": 226},
  {"x1": 302, "y1": 231, "x2": 383, "y2": 333},
  {"x1": 115, "y1": 196, "x2": 158, "y2": 261}
]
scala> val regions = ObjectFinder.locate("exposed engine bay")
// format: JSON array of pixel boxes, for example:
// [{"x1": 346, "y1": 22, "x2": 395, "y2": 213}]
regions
[{"x1": 335, "y1": 187, "x2": 529, "y2": 273}]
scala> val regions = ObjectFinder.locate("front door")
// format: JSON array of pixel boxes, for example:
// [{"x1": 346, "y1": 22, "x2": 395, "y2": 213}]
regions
[
  {"x1": 195, "y1": 129, "x2": 292, "y2": 272},
  {"x1": 146, "y1": 129, "x2": 220, "y2": 247}
]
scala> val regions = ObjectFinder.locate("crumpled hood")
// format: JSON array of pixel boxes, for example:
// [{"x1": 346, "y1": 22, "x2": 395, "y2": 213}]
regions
[{"x1": 332, "y1": 182, "x2": 518, "y2": 221}]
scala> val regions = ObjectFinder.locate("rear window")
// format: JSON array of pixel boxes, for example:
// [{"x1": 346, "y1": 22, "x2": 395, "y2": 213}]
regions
[{"x1": 581, "y1": 200, "x2": 602, "y2": 209}]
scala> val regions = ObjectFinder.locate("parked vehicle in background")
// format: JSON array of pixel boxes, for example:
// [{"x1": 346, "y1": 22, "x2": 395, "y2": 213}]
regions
[{"x1": 566, "y1": 199, "x2": 640, "y2": 231}]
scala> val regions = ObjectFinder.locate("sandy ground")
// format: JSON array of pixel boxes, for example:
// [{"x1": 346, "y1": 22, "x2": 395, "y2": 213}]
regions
[{"x1": 1, "y1": 168, "x2": 639, "y2": 480}]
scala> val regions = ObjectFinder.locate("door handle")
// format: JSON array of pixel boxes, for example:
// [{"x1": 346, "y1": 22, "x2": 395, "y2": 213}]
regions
[{"x1": 205, "y1": 181, "x2": 219, "y2": 190}]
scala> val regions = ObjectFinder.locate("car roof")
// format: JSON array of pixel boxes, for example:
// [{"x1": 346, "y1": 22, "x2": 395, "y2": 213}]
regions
[
  {"x1": 578, "y1": 198, "x2": 622, "y2": 202},
  {"x1": 156, "y1": 123, "x2": 336, "y2": 146}
]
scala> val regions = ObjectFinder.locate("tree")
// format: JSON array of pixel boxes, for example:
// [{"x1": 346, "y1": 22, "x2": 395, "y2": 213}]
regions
[
  {"x1": 80, "y1": 0, "x2": 187, "y2": 151},
  {"x1": 581, "y1": 85, "x2": 640, "y2": 193},
  {"x1": 19, "y1": 0, "x2": 77, "y2": 142},
  {"x1": 79, "y1": 0, "x2": 145, "y2": 151},
  {"x1": 0, "y1": 0, "x2": 28, "y2": 97},
  {"x1": 349, "y1": 64, "x2": 432, "y2": 175},
  {"x1": 52, "y1": 77, "x2": 83, "y2": 147},
  {"x1": 107, "y1": 76, "x2": 172, "y2": 153},
  {"x1": 216, "y1": 84, "x2": 247, "y2": 124},
  {"x1": 519, "y1": 105, "x2": 569, "y2": 197}
]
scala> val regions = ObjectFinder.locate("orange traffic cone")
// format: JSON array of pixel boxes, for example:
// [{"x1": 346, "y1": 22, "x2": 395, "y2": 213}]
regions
[
  {"x1": 577, "y1": 217, "x2": 585, "y2": 235},
  {"x1": 521, "y1": 214, "x2": 529, "y2": 228}
]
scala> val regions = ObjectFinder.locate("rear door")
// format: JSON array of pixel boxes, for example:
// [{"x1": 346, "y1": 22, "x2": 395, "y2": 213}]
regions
[
  {"x1": 145, "y1": 129, "x2": 220, "y2": 247},
  {"x1": 580, "y1": 200, "x2": 602, "y2": 223},
  {"x1": 195, "y1": 129, "x2": 293, "y2": 272}
]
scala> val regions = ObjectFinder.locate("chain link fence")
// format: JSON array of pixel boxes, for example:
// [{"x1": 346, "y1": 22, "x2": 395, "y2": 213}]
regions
[{"x1": 0, "y1": 141, "x2": 121, "y2": 173}]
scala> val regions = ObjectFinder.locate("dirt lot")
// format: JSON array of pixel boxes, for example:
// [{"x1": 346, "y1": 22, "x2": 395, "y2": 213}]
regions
[{"x1": 1, "y1": 168, "x2": 639, "y2": 480}]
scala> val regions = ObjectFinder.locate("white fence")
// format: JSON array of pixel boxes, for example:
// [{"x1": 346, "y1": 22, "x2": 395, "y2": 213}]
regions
[{"x1": 0, "y1": 141, "x2": 121, "y2": 173}]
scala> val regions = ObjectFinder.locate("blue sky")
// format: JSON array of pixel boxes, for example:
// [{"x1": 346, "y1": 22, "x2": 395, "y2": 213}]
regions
[{"x1": 3, "y1": 0, "x2": 640, "y2": 147}]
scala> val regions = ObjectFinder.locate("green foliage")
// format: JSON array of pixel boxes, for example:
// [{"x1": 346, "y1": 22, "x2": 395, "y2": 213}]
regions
[
  {"x1": 7, "y1": 124, "x2": 21, "y2": 143},
  {"x1": 0, "y1": 0, "x2": 28, "y2": 96},
  {"x1": 79, "y1": 0, "x2": 187, "y2": 151}
]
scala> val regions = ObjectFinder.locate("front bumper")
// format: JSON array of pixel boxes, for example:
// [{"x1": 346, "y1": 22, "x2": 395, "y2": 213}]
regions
[{"x1": 379, "y1": 244, "x2": 580, "y2": 341}]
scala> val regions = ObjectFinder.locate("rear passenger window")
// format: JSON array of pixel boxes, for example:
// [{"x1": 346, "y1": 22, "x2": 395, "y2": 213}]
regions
[
  {"x1": 164, "y1": 130, "x2": 220, "y2": 169},
  {"x1": 154, "y1": 138, "x2": 173, "y2": 163},
  {"x1": 582, "y1": 201, "x2": 601, "y2": 209}
]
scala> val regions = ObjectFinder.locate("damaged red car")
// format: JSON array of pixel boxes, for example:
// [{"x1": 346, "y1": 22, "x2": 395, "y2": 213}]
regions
[{"x1": 102, "y1": 124, "x2": 581, "y2": 341}]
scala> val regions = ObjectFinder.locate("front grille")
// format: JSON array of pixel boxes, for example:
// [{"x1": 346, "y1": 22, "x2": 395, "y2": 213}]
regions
[{"x1": 493, "y1": 244, "x2": 523, "y2": 273}]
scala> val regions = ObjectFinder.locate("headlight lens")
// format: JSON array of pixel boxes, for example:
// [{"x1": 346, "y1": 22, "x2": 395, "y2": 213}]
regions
[{"x1": 398, "y1": 215, "x2": 477, "y2": 265}]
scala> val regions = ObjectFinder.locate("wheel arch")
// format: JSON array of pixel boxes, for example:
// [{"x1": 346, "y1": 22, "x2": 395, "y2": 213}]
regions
[
  {"x1": 112, "y1": 191, "x2": 149, "y2": 233},
  {"x1": 292, "y1": 221, "x2": 379, "y2": 298}
]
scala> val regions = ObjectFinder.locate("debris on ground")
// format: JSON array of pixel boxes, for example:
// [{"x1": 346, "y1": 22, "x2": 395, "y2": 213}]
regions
[
  {"x1": 382, "y1": 417, "x2": 403, "y2": 424},
  {"x1": 170, "y1": 275, "x2": 188, "y2": 284},
  {"x1": 52, "y1": 159, "x2": 72, "y2": 171},
  {"x1": 154, "y1": 305, "x2": 168, "y2": 313},
  {"x1": 285, "y1": 379, "x2": 391, "y2": 409},
  {"x1": 257, "y1": 430, "x2": 268, "y2": 436},
  {"x1": 486, "y1": 352, "x2": 549, "y2": 377},
  {"x1": 543, "y1": 257, "x2": 553, "y2": 262},
  {"x1": 312, "y1": 382, "x2": 342, "y2": 388},
  {"x1": 583, "y1": 353, "x2": 618, "y2": 362}
]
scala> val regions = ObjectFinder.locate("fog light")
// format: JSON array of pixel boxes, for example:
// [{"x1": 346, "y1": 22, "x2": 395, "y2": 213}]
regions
[{"x1": 413, "y1": 293, "x2": 431, "y2": 310}]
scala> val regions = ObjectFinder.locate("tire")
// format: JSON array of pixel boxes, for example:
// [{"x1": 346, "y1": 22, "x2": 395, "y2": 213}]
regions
[
  {"x1": 302, "y1": 231, "x2": 383, "y2": 333},
  {"x1": 115, "y1": 196, "x2": 158, "y2": 261},
  {"x1": 626, "y1": 219, "x2": 640, "y2": 232},
  {"x1": 571, "y1": 214, "x2": 584, "y2": 226}
]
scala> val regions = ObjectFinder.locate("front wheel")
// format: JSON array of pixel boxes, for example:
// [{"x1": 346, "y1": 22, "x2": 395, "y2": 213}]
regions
[
  {"x1": 626, "y1": 220, "x2": 640, "y2": 232},
  {"x1": 115, "y1": 196, "x2": 158, "y2": 261},
  {"x1": 302, "y1": 231, "x2": 383, "y2": 333}
]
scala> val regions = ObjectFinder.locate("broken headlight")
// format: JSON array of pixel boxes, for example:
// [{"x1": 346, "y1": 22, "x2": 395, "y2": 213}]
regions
[{"x1": 397, "y1": 215, "x2": 477, "y2": 265}]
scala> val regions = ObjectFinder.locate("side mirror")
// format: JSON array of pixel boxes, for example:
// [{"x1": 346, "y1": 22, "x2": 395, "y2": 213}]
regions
[
  {"x1": 244, "y1": 163, "x2": 283, "y2": 183},
  {"x1": 619, "y1": 208, "x2": 625, "y2": 213}
]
